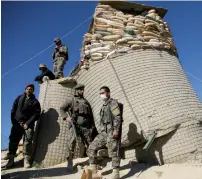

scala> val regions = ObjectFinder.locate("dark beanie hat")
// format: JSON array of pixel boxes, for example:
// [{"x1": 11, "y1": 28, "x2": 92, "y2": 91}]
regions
[{"x1": 25, "y1": 84, "x2": 35, "y2": 91}]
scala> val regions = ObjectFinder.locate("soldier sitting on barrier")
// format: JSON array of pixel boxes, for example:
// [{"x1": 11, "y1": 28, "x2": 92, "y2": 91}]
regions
[
  {"x1": 34, "y1": 64, "x2": 55, "y2": 84},
  {"x1": 60, "y1": 84, "x2": 98, "y2": 171}
]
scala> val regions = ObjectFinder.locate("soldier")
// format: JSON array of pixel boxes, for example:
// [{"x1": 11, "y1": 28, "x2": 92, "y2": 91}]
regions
[
  {"x1": 4, "y1": 84, "x2": 41, "y2": 169},
  {"x1": 52, "y1": 37, "x2": 68, "y2": 79},
  {"x1": 60, "y1": 84, "x2": 98, "y2": 171},
  {"x1": 34, "y1": 64, "x2": 55, "y2": 84},
  {"x1": 87, "y1": 86, "x2": 123, "y2": 179}
]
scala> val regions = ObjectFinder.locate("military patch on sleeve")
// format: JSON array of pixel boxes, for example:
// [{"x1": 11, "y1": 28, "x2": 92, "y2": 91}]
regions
[{"x1": 112, "y1": 107, "x2": 121, "y2": 116}]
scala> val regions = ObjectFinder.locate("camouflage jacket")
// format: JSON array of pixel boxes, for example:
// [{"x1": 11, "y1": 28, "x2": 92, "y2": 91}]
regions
[
  {"x1": 52, "y1": 45, "x2": 68, "y2": 61},
  {"x1": 100, "y1": 98, "x2": 122, "y2": 133}
]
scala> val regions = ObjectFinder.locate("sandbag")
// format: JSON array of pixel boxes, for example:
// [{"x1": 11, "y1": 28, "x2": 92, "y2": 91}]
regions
[
  {"x1": 99, "y1": 40, "x2": 114, "y2": 45},
  {"x1": 108, "y1": 21, "x2": 125, "y2": 28},
  {"x1": 94, "y1": 31, "x2": 112, "y2": 36},
  {"x1": 143, "y1": 36, "x2": 158, "y2": 41},
  {"x1": 142, "y1": 31, "x2": 158, "y2": 37},
  {"x1": 97, "y1": 4, "x2": 111, "y2": 9},
  {"x1": 94, "y1": 24, "x2": 111, "y2": 28},
  {"x1": 91, "y1": 43, "x2": 103, "y2": 48},
  {"x1": 91, "y1": 56, "x2": 103, "y2": 61},
  {"x1": 91, "y1": 53, "x2": 103, "y2": 58},
  {"x1": 148, "y1": 9, "x2": 156, "y2": 14},
  {"x1": 131, "y1": 44, "x2": 142, "y2": 49},
  {"x1": 90, "y1": 46, "x2": 111, "y2": 53},
  {"x1": 134, "y1": 20, "x2": 145, "y2": 26},
  {"x1": 98, "y1": 50, "x2": 111, "y2": 55},
  {"x1": 116, "y1": 46, "x2": 131, "y2": 53},
  {"x1": 103, "y1": 35, "x2": 121, "y2": 41},
  {"x1": 116, "y1": 38, "x2": 127, "y2": 44},
  {"x1": 127, "y1": 40, "x2": 143, "y2": 45},
  {"x1": 92, "y1": 34, "x2": 103, "y2": 40},
  {"x1": 126, "y1": 26, "x2": 136, "y2": 30}
]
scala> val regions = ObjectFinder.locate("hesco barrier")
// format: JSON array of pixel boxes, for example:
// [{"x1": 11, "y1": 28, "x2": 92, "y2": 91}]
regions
[
  {"x1": 74, "y1": 49, "x2": 202, "y2": 164},
  {"x1": 33, "y1": 79, "x2": 85, "y2": 167}
]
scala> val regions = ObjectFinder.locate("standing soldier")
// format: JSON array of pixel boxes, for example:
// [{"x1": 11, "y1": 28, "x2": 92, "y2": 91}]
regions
[
  {"x1": 87, "y1": 86, "x2": 123, "y2": 179},
  {"x1": 60, "y1": 84, "x2": 98, "y2": 171},
  {"x1": 4, "y1": 84, "x2": 41, "y2": 169},
  {"x1": 52, "y1": 37, "x2": 68, "y2": 79}
]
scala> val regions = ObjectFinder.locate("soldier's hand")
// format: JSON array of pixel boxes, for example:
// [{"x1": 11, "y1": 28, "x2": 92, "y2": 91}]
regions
[
  {"x1": 66, "y1": 117, "x2": 72, "y2": 123},
  {"x1": 113, "y1": 131, "x2": 119, "y2": 139},
  {"x1": 23, "y1": 124, "x2": 28, "y2": 130}
]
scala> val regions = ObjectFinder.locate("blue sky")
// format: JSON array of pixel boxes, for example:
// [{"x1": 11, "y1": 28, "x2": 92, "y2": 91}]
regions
[{"x1": 1, "y1": 1, "x2": 202, "y2": 149}]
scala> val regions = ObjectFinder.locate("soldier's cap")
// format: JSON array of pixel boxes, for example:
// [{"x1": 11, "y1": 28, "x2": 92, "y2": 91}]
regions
[
  {"x1": 39, "y1": 64, "x2": 47, "y2": 69},
  {"x1": 25, "y1": 84, "x2": 35, "y2": 91},
  {"x1": 74, "y1": 84, "x2": 85, "y2": 90},
  {"x1": 54, "y1": 37, "x2": 61, "y2": 43}
]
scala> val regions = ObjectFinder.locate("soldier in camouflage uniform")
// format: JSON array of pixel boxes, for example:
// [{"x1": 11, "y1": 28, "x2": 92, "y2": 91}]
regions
[
  {"x1": 87, "y1": 86, "x2": 123, "y2": 179},
  {"x1": 60, "y1": 84, "x2": 98, "y2": 171},
  {"x1": 52, "y1": 37, "x2": 68, "y2": 79}
]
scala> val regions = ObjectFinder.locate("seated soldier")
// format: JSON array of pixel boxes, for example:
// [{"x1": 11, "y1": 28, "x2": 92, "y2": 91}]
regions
[{"x1": 34, "y1": 64, "x2": 55, "y2": 84}]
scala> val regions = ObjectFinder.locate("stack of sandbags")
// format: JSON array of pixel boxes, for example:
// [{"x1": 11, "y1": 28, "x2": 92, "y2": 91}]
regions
[{"x1": 80, "y1": 3, "x2": 177, "y2": 66}]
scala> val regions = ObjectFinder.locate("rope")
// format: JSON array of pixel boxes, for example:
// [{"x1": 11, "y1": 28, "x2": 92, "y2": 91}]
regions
[
  {"x1": 186, "y1": 72, "x2": 202, "y2": 83},
  {"x1": 1, "y1": 15, "x2": 93, "y2": 78}
]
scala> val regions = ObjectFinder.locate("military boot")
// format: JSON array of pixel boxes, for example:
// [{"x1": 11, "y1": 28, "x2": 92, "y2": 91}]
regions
[
  {"x1": 66, "y1": 158, "x2": 73, "y2": 171},
  {"x1": 111, "y1": 168, "x2": 120, "y2": 179},
  {"x1": 24, "y1": 155, "x2": 31, "y2": 168},
  {"x1": 5, "y1": 154, "x2": 15, "y2": 169}
]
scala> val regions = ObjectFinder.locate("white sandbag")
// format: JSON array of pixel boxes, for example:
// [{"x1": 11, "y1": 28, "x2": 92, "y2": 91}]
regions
[
  {"x1": 103, "y1": 35, "x2": 121, "y2": 41},
  {"x1": 110, "y1": 15, "x2": 127, "y2": 22},
  {"x1": 124, "y1": 36, "x2": 134, "y2": 41},
  {"x1": 108, "y1": 21, "x2": 125, "y2": 28},
  {"x1": 131, "y1": 44, "x2": 142, "y2": 49},
  {"x1": 95, "y1": 31, "x2": 112, "y2": 36},
  {"x1": 92, "y1": 34, "x2": 103, "y2": 40},
  {"x1": 127, "y1": 40, "x2": 143, "y2": 45},
  {"x1": 145, "y1": 22, "x2": 158, "y2": 27},
  {"x1": 91, "y1": 56, "x2": 103, "y2": 61},
  {"x1": 146, "y1": 41, "x2": 164, "y2": 47},
  {"x1": 91, "y1": 40, "x2": 100, "y2": 44},
  {"x1": 95, "y1": 17, "x2": 112, "y2": 25},
  {"x1": 84, "y1": 33, "x2": 92, "y2": 38},
  {"x1": 135, "y1": 15, "x2": 145, "y2": 19},
  {"x1": 116, "y1": 38, "x2": 127, "y2": 44},
  {"x1": 90, "y1": 46, "x2": 111, "y2": 53},
  {"x1": 134, "y1": 18, "x2": 145, "y2": 23},
  {"x1": 146, "y1": 13, "x2": 157, "y2": 18},
  {"x1": 107, "y1": 18, "x2": 124, "y2": 25},
  {"x1": 98, "y1": 50, "x2": 111, "y2": 55},
  {"x1": 91, "y1": 43, "x2": 103, "y2": 48},
  {"x1": 149, "y1": 39, "x2": 159, "y2": 43},
  {"x1": 148, "y1": 9, "x2": 156, "y2": 14},
  {"x1": 133, "y1": 23, "x2": 144, "y2": 29},
  {"x1": 128, "y1": 17, "x2": 136, "y2": 21},
  {"x1": 145, "y1": 19, "x2": 160, "y2": 25},
  {"x1": 91, "y1": 52, "x2": 103, "y2": 58},
  {"x1": 105, "y1": 44, "x2": 116, "y2": 49},
  {"x1": 116, "y1": 46, "x2": 131, "y2": 53},
  {"x1": 99, "y1": 40, "x2": 114, "y2": 45},
  {"x1": 84, "y1": 50, "x2": 90, "y2": 55}
]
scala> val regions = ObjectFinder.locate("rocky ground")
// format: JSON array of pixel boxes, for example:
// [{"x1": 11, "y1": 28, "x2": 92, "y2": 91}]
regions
[{"x1": 1, "y1": 150, "x2": 202, "y2": 179}]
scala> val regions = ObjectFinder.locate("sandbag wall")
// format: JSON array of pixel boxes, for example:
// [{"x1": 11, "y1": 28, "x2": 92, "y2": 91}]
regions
[
  {"x1": 33, "y1": 79, "x2": 84, "y2": 167},
  {"x1": 80, "y1": 3, "x2": 177, "y2": 68},
  {"x1": 74, "y1": 2, "x2": 202, "y2": 164}
]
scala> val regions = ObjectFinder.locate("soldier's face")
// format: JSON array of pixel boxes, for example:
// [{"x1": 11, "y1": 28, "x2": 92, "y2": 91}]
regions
[
  {"x1": 99, "y1": 89, "x2": 110, "y2": 100},
  {"x1": 25, "y1": 87, "x2": 34, "y2": 96},
  {"x1": 77, "y1": 88, "x2": 84, "y2": 96}
]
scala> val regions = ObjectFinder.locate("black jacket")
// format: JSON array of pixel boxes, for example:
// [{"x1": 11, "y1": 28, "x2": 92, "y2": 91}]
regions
[
  {"x1": 11, "y1": 93, "x2": 41, "y2": 128},
  {"x1": 34, "y1": 69, "x2": 55, "y2": 82}
]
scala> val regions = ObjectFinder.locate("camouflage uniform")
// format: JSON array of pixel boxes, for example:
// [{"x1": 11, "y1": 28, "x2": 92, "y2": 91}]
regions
[
  {"x1": 87, "y1": 98, "x2": 122, "y2": 169},
  {"x1": 52, "y1": 38, "x2": 68, "y2": 79},
  {"x1": 60, "y1": 95, "x2": 97, "y2": 159}
]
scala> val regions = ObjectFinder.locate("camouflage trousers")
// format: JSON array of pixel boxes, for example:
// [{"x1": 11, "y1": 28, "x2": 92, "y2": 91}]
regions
[
  {"x1": 68, "y1": 126, "x2": 92, "y2": 159},
  {"x1": 53, "y1": 57, "x2": 66, "y2": 79},
  {"x1": 87, "y1": 131, "x2": 121, "y2": 169},
  {"x1": 8, "y1": 123, "x2": 34, "y2": 157}
]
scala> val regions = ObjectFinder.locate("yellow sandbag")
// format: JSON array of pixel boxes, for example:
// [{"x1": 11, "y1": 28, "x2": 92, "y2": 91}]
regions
[
  {"x1": 149, "y1": 39, "x2": 159, "y2": 43},
  {"x1": 99, "y1": 40, "x2": 114, "y2": 45},
  {"x1": 107, "y1": 18, "x2": 124, "y2": 25},
  {"x1": 126, "y1": 26, "x2": 136, "y2": 30},
  {"x1": 94, "y1": 27, "x2": 108, "y2": 31},
  {"x1": 127, "y1": 40, "x2": 143, "y2": 45},
  {"x1": 134, "y1": 18, "x2": 145, "y2": 23},
  {"x1": 110, "y1": 15, "x2": 127, "y2": 21},
  {"x1": 133, "y1": 24, "x2": 144, "y2": 29},
  {"x1": 142, "y1": 31, "x2": 158, "y2": 37},
  {"x1": 94, "y1": 24, "x2": 111, "y2": 28},
  {"x1": 128, "y1": 17, "x2": 136, "y2": 21},
  {"x1": 134, "y1": 20, "x2": 145, "y2": 26},
  {"x1": 145, "y1": 22, "x2": 158, "y2": 27},
  {"x1": 143, "y1": 36, "x2": 157, "y2": 41},
  {"x1": 98, "y1": 50, "x2": 111, "y2": 55},
  {"x1": 108, "y1": 21, "x2": 125, "y2": 28},
  {"x1": 116, "y1": 38, "x2": 127, "y2": 44},
  {"x1": 127, "y1": 22, "x2": 134, "y2": 26},
  {"x1": 103, "y1": 35, "x2": 121, "y2": 41}
]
